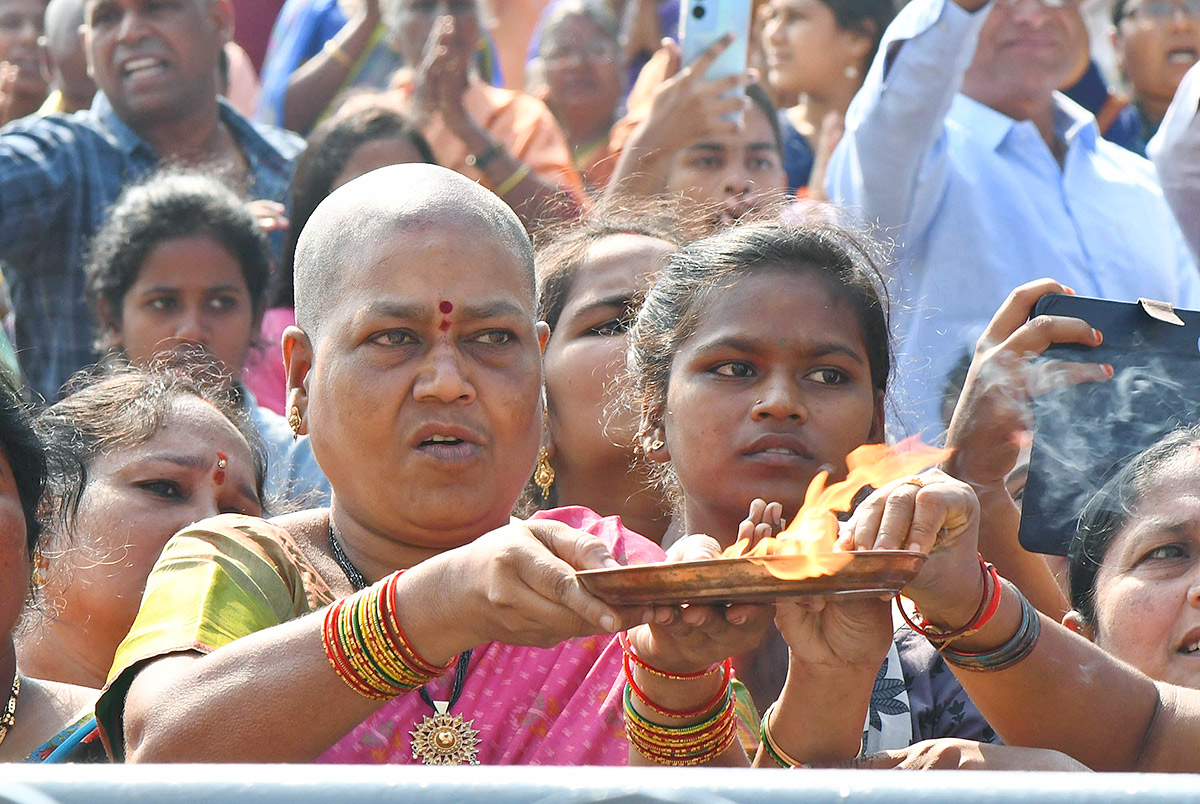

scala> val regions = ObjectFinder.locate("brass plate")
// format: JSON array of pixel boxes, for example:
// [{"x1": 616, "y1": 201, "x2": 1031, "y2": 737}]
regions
[{"x1": 576, "y1": 551, "x2": 926, "y2": 606}]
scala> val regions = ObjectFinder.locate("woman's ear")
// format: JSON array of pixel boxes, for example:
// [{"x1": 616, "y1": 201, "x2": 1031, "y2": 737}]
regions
[
  {"x1": 282, "y1": 325, "x2": 313, "y2": 437},
  {"x1": 211, "y1": 0, "x2": 235, "y2": 43},
  {"x1": 94, "y1": 298, "x2": 122, "y2": 352},
  {"x1": 1062, "y1": 610, "x2": 1096, "y2": 642},
  {"x1": 250, "y1": 303, "x2": 266, "y2": 341},
  {"x1": 642, "y1": 423, "x2": 670, "y2": 463},
  {"x1": 844, "y1": 19, "x2": 877, "y2": 66},
  {"x1": 868, "y1": 388, "x2": 886, "y2": 444}
]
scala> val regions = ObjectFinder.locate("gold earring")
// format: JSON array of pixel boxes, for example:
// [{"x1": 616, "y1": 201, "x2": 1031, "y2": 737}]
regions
[
  {"x1": 31, "y1": 545, "x2": 46, "y2": 588},
  {"x1": 288, "y1": 405, "x2": 302, "y2": 442},
  {"x1": 534, "y1": 446, "x2": 555, "y2": 499},
  {"x1": 648, "y1": 438, "x2": 664, "y2": 452}
]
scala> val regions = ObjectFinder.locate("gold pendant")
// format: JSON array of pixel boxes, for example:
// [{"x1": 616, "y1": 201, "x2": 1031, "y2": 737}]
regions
[{"x1": 410, "y1": 701, "x2": 480, "y2": 765}]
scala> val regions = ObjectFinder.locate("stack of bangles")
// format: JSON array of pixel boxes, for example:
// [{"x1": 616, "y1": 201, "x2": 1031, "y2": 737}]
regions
[
  {"x1": 898, "y1": 553, "x2": 1041, "y2": 671},
  {"x1": 322, "y1": 571, "x2": 455, "y2": 699},
  {"x1": 619, "y1": 631, "x2": 737, "y2": 766}
]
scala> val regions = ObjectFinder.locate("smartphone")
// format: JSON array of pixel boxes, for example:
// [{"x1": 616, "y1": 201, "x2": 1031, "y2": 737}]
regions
[
  {"x1": 1018, "y1": 294, "x2": 1200, "y2": 555},
  {"x1": 678, "y1": 0, "x2": 753, "y2": 123}
]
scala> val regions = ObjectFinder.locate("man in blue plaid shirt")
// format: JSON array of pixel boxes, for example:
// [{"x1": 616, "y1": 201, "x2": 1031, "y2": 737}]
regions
[{"x1": 0, "y1": 0, "x2": 302, "y2": 401}]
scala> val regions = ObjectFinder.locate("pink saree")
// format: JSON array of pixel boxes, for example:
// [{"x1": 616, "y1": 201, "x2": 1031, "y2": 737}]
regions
[{"x1": 318, "y1": 506, "x2": 665, "y2": 765}]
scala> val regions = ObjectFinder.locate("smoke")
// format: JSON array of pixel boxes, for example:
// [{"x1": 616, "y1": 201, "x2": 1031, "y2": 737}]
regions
[{"x1": 1021, "y1": 353, "x2": 1197, "y2": 555}]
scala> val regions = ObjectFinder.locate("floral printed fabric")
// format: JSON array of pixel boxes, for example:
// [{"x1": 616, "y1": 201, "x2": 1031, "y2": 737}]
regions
[{"x1": 860, "y1": 603, "x2": 999, "y2": 754}]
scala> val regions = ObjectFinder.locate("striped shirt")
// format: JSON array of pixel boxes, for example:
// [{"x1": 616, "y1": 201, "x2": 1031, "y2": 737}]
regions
[{"x1": 0, "y1": 92, "x2": 302, "y2": 401}]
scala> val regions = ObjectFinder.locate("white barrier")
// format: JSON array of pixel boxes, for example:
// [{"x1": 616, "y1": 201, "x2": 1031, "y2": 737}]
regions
[{"x1": 4, "y1": 765, "x2": 1200, "y2": 803}]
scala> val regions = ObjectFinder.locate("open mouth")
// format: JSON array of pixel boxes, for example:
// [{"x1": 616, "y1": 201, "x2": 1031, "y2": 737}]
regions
[
  {"x1": 122, "y1": 56, "x2": 168, "y2": 80},
  {"x1": 1168, "y1": 47, "x2": 1199, "y2": 64},
  {"x1": 745, "y1": 447, "x2": 814, "y2": 466},
  {"x1": 742, "y1": 433, "x2": 815, "y2": 466},
  {"x1": 1178, "y1": 640, "x2": 1200, "y2": 655},
  {"x1": 415, "y1": 432, "x2": 480, "y2": 462}
]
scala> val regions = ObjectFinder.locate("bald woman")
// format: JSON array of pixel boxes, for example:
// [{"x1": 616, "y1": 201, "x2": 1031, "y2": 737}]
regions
[{"x1": 95, "y1": 164, "x2": 768, "y2": 767}]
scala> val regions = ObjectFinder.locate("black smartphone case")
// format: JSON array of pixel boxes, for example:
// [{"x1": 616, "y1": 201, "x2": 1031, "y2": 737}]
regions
[{"x1": 1019, "y1": 294, "x2": 1200, "y2": 555}]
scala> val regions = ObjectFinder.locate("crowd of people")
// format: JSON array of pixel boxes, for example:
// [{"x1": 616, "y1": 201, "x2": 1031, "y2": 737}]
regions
[{"x1": 0, "y1": 0, "x2": 1198, "y2": 777}]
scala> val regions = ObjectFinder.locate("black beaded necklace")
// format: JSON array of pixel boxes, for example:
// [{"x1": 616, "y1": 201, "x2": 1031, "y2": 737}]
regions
[{"x1": 328, "y1": 523, "x2": 472, "y2": 714}]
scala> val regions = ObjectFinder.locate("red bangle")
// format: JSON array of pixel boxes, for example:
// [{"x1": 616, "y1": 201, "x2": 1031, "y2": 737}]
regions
[
  {"x1": 618, "y1": 631, "x2": 723, "y2": 680},
  {"x1": 967, "y1": 562, "x2": 1003, "y2": 635},
  {"x1": 380, "y1": 571, "x2": 454, "y2": 675},
  {"x1": 623, "y1": 651, "x2": 732, "y2": 719},
  {"x1": 899, "y1": 554, "x2": 1000, "y2": 641},
  {"x1": 322, "y1": 598, "x2": 383, "y2": 698}
]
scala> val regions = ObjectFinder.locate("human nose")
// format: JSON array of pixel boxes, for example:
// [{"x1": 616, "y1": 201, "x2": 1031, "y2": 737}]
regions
[
  {"x1": 1006, "y1": 0, "x2": 1054, "y2": 24},
  {"x1": 724, "y1": 165, "x2": 753, "y2": 197},
  {"x1": 766, "y1": 11, "x2": 791, "y2": 45},
  {"x1": 173, "y1": 308, "x2": 210, "y2": 344},
  {"x1": 1170, "y1": 3, "x2": 1197, "y2": 27},
  {"x1": 750, "y1": 373, "x2": 807, "y2": 421},
  {"x1": 115, "y1": 8, "x2": 148, "y2": 43},
  {"x1": 413, "y1": 343, "x2": 476, "y2": 404},
  {"x1": 1187, "y1": 566, "x2": 1200, "y2": 609},
  {"x1": 191, "y1": 491, "x2": 223, "y2": 521}
]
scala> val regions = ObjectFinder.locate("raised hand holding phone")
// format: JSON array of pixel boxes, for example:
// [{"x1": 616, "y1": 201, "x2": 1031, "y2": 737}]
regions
[{"x1": 679, "y1": 0, "x2": 753, "y2": 124}]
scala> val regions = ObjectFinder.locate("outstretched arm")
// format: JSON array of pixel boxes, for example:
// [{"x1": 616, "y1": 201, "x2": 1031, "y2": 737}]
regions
[
  {"x1": 848, "y1": 471, "x2": 1200, "y2": 772},
  {"x1": 1150, "y1": 61, "x2": 1200, "y2": 264},
  {"x1": 281, "y1": 0, "x2": 383, "y2": 134},
  {"x1": 825, "y1": 0, "x2": 991, "y2": 235},
  {"x1": 113, "y1": 520, "x2": 648, "y2": 763},
  {"x1": 943, "y1": 279, "x2": 1110, "y2": 620}
]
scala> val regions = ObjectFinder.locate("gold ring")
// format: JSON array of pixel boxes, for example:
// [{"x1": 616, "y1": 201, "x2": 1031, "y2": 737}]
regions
[{"x1": 901, "y1": 476, "x2": 925, "y2": 489}]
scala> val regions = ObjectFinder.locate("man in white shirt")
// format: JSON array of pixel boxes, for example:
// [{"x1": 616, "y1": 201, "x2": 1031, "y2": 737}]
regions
[
  {"x1": 827, "y1": 0, "x2": 1200, "y2": 438},
  {"x1": 1150, "y1": 59, "x2": 1200, "y2": 260}
]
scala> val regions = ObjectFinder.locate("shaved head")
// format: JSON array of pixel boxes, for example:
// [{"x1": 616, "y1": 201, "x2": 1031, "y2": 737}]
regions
[
  {"x1": 293, "y1": 163, "x2": 535, "y2": 343},
  {"x1": 45, "y1": 0, "x2": 85, "y2": 49}
]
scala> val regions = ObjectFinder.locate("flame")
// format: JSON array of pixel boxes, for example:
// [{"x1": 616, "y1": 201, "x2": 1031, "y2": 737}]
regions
[{"x1": 721, "y1": 437, "x2": 952, "y2": 579}]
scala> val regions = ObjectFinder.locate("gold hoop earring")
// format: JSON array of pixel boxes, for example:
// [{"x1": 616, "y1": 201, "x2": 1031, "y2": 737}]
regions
[
  {"x1": 288, "y1": 405, "x2": 302, "y2": 442},
  {"x1": 648, "y1": 438, "x2": 664, "y2": 452},
  {"x1": 534, "y1": 446, "x2": 555, "y2": 499}
]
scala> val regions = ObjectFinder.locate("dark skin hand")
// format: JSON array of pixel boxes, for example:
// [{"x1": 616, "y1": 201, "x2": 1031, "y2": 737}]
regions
[
  {"x1": 626, "y1": 531, "x2": 775, "y2": 767},
  {"x1": 606, "y1": 34, "x2": 753, "y2": 200},
  {"x1": 282, "y1": 0, "x2": 382, "y2": 132}
]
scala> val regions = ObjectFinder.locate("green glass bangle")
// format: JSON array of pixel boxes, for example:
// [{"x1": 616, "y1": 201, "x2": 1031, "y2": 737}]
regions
[{"x1": 622, "y1": 683, "x2": 732, "y2": 734}]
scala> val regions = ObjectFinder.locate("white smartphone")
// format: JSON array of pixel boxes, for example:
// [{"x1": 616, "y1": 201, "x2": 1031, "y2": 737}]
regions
[{"x1": 678, "y1": 0, "x2": 753, "y2": 122}]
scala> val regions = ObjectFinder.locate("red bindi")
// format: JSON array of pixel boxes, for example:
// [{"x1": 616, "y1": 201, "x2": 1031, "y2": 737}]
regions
[
  {"x1": 214, "y1": 452, "x2": 228, "y2": 485},
  {"x1": 439, "y1": 301, "x2": 454, "y2": 314}
]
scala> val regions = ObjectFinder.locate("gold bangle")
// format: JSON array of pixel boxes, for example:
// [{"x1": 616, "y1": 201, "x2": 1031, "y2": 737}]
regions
[
  {"x1": 494, "y1": 163, "x2": 531, "y2": 198},
  {"x1": 323, "y1": 39, "x2": 354, "y2": 69},
  {"x1": 760, "y1": 703, "x2": 808, "y2": 768}
]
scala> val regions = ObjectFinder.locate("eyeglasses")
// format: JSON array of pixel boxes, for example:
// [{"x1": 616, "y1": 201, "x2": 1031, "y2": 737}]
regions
[{"x1": 1127, "y1": 0, "x2": 1200, "y2": 19}]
